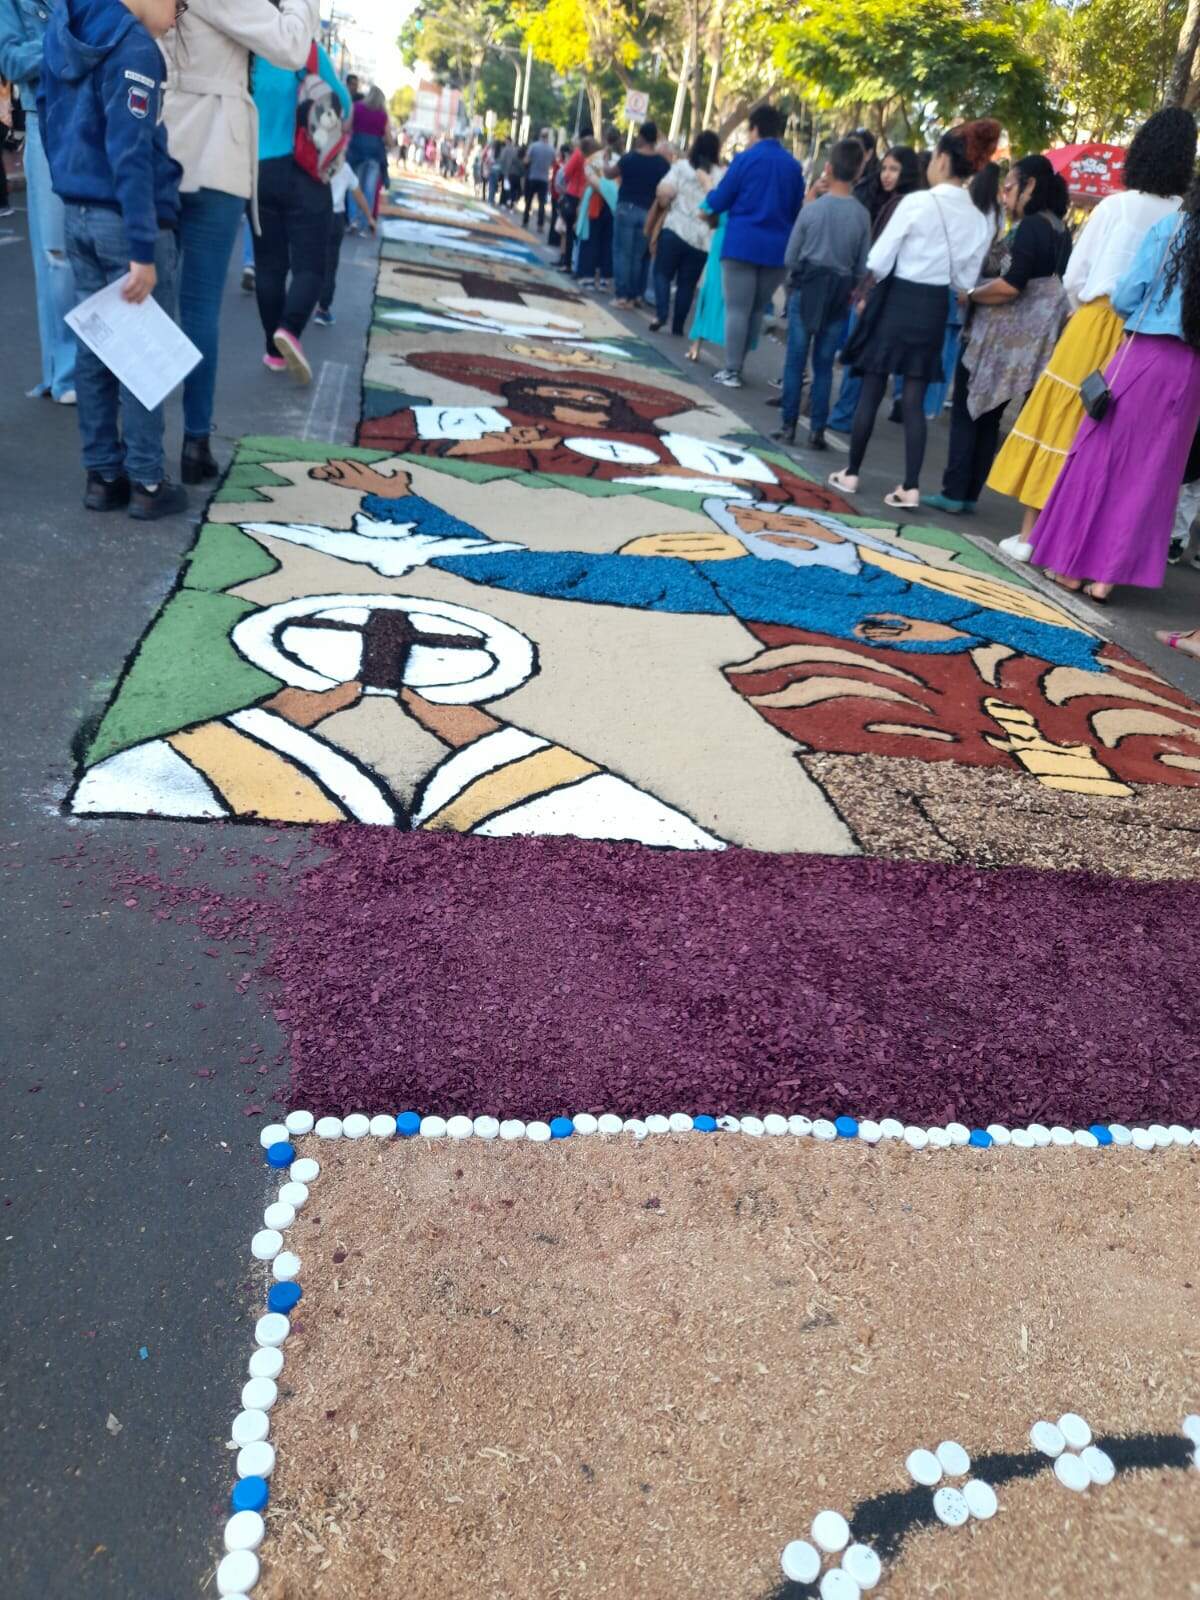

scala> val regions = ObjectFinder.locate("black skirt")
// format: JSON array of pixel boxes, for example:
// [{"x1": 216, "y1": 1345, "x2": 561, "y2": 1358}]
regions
[{"x1": 851, "y1": 277, "x2": 950, "y2": 381}]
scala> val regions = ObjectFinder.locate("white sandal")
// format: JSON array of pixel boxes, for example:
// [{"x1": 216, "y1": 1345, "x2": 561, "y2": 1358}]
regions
[
  {"x1": 828, "y1": 469, "x2": 859, "y2": 495},
  {"x1": 883, "y1": 486, "x2": 920, "y2": 510}
]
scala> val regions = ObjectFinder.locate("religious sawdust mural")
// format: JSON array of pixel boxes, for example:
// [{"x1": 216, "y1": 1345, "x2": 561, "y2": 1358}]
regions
[{"x1": 69, "y1": 183, "x2": 1200, "y2": 873}]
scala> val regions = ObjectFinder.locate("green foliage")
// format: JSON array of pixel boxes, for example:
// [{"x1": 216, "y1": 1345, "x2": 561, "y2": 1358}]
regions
[
  {"x1": 774, "y1": 0, "x2": 1057, "y2": 149},
  {"x1": 388, "y1": 85, "x2": 415, "y2": 123}
]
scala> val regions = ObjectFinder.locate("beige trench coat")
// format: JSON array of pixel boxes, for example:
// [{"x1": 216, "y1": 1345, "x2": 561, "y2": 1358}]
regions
[{"x1": 162, "y1": 0, "x2": 318, "y2": 219}]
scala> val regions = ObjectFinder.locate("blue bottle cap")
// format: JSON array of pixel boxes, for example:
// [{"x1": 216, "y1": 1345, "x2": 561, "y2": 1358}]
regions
[
  {"x1": 395, "y1": 1111, "x2": 421, "y2": 1136},
  {"x1": 1089, "y1": 1123, "x2": 1114, "y2": 1145},
  {"x1": 968, "y1": 1128, "x2": 993, "y2": 1147},
  {"x1": 231, "y1": 1476, "x2": 269, "y2": 1513},
  {"x1": 265, "y1": 1141, "x2": 296, "y2": 1168},
  {"x1": 268, "y1": 1281, "x2": 302, "y2": 1313},
  {"x1": 549, "y1": 1116, "x2": 573, "y2": 1139},
  {"x1": 693, "y1": 1114, "x2": 717, "y2": 1132},
  {"x1": 834, "y1": 1115, "x2": 858, "y2": 1138}
]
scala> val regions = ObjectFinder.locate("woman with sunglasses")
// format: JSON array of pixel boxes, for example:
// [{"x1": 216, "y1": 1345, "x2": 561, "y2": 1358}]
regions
[{"x1": 161, "y1": 0, "x2": 320, "y2": 484}]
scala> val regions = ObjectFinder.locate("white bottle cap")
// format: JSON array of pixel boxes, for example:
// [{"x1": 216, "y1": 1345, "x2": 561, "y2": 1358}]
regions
[
  {"x1": 1049, "y1": 1126, "x2": 1073, "y2": 1146},
  {"x1": 906, "y1": 1447, "x2": 941, "y2": 1486},
  {"x1": 499, "y1": 1119, "x2": 526, "y2": 1140},
  {"x1": 446, "y1": 1115, "x2": 474, "y2": 1139},
  {"x1": 315, "y1": 1117, "x2": 343, "y2": 1139},
  {"x1": 878, "y1": 1118, "x2": 904, "y2": 1138},
  {"x1": 857, "y1": 1120, "x2": 882, "y2": 1143},
  {"x1": 236, "y1": 1439, "x2": 275, "y2": 1478},
  {"x1": 812, "y1": 1118, "x2": 838, "y2": 1141},
  {"x1": 623, "y1": 1118, "x2": 647, "y2": 1138},
  {"x1": 668, "y1": 1112, "x2": 693, "y2": 1132},
  {"x1": 224, "y1": 1509, "x2": 266, "y2": 1552},
  {"x1": 250, "y1": 1229, "x2": 282, "y2": 1262},
  {"x1": 789, "y1": 1115, "x2": 814, "y2": 1136},
  {"x1": 762, "y1": 1114, "x2": 788, "y2": 1136},
  {"x1": 474, "y1": 1115, "x2": 501, "y2": 1139},
  {"x1": 645, "y1": 1114, "x2": 671, "y2": 1134},
  {"x1": 342, "y1": 1113, "x2": 370, "y2": 1139},
  {"x1": 780, "y1": 1540, "x2": 820, "y2": 1583},
  {"x1": 285, "y1": 1110, "x2": 314, "y2": 1135},
  {"x1": 241, "y1": 1377, "x2": 277, "y2": 1412},
  {"x1": 740, "y1": 1116, "x2": 765, "y2": 1137},
  {"x1": 819, "y1": 1570, "x2": 861, "y2": 1600},
  {"x1": 370, "y1": 1114, "x2": 397, "y2": 1137},
  {"x1": 1053, "y1": 1452, "x2": 1090, "y2": 1491},
  {"x1": 936, "y1": 1440, "x2": 970, "y2": 1476},
  {"x1": 933, "y1": 1485, "x2": 969, "y2": 1525},
  {"x1": 526, "y1": 1120, "x2": 552, "y2": 1142},
  {"x1": 1027, "y1": 1124, "x2": 1051, "y2": 1146},
  {"x1": 903, "y1": 1126, "x2": 928, "y2": 1150},
  {"x1": 841, "y1": 1541, "x2": 882, "y2": 1588},
  {"x1": 945, "y1": 1123, "x2": 969, "y2": 1145},
  {"x1": 596, "y1": 1114, "x2": 623, "y2": 1134},
  {"x1": 986, "y1": 1123, "x2": 1011, "y2": 1144},
  {"x1": 278, "y1": 1181, "x2": 309, "y2": 1208},
  {"x1": 811, "y1": 1508, "x2": 850, "y2": 1552},
  {"x1": 1030, "y1": 1418, "x2": 1065, "y2": 1457},
  {"x1": 248, "y1": 1347, "x2": 283, "y2": 1381},
  {"x1": 254, "y1": 1312, "x2": 290, "y2": 1348},
  {"x1": 963, "y1": 1478, "x2": 997, "y2": 1519},
  {"x1": 289, "y1": 1157, "x2": 319, "y2": 1184},
  {"x1": 420, "y1": 1115, "x2": 448, "y2": 1138},
  {"x1": 272, "y1": 1251, "x2": 301, "y2": 1282},
  {"x1": 572, "y1": 1113, "x2": 599, "y2": 1135},
  {"x1": 258, "y1": 1123, "x2": 289, "y2": 1149},
  {"x1": 1010, "y1": 1128, "x2": 1035, "y2": 1148},
  {"x1": 1057, "y1": 1412, "x2": 1092, "y2": 1449},
  {"x1": 231, "y1": 1409, "x2": 269, "y2": 1446},
  {"x1": 263, "y1": 1202, "x2": 295, "y2": 1231},
  {"x1": 926, "y1": 1127, "x2": 952, "y2": 1148},
  {"x1": 1080, "y1": 1444, "x2": 1114, "y2": 1484},
  {"x1": 216, "y1": 1549, "x2": 260, "y2": 1596}
]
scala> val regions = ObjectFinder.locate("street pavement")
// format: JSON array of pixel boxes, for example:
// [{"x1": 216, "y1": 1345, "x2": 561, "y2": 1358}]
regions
[{"x1": 0, "y1": 194, "x2": 374, "y2": 1597}]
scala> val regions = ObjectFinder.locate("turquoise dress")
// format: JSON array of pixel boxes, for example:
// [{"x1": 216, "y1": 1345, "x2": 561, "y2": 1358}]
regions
[{"x1": 687, "y1": 211, "x2": 761, "y2": 352}]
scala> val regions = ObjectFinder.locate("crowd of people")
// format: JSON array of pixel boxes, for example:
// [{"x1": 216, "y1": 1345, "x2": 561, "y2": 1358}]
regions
[
  {"x1": 537, "y1": 104, "x2": 1200, "y2": 605},
  {"x1": 4, "y1": 0, "x2": 1200, "y2": 612},
  {"x1": 0, "y1": 0, "x2": 395, "y2": 520}
]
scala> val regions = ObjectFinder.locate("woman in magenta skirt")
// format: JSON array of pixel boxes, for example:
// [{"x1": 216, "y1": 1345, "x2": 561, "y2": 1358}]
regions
[{"x1": 1032, "y1": 184, "x2": 1200, "y2": 603}]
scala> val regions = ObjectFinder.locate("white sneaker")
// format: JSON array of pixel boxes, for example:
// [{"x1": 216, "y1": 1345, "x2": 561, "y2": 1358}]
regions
[
  {"x1": 712, "y1": 368, "x2": 743, "y2": 388},
  {"x1": 998, "y1": 533, "x2": 1034, "y2": 563},
  {"x1": 54, "y1": 389, "x2": 77, "y2": 406}
]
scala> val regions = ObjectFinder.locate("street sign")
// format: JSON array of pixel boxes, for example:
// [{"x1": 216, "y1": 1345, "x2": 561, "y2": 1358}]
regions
[{"x1": 624, "y1": 90, "x2": 649, "y2": 120}]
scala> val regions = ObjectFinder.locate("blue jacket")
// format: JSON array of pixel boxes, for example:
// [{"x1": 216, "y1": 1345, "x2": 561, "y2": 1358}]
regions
[
  {"x1": 0, "y1": 0, "x2": 50, "y2": 101},
  {"x1": 705, "y1": 138, "x2": 806, "y2": 267},
  {"x1": 1112, "y1": 211, "x2": 1186, "y2": 340},
  {"x1": 254, "y1": 44, "x2": 348, "y2": 162},
  {"x1": 38, "y1": 0, "x2": 182, "y2": 264}
]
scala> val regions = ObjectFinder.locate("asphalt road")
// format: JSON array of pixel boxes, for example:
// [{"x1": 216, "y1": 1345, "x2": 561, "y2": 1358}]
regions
[{"x1": 0, "y1": 196, "x2": 374, "y2": 1597}]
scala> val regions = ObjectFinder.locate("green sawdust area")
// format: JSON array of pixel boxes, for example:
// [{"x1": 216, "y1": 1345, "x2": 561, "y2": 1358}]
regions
[{"x1": 85, "y1": 438, "x2": 397, "y2": 766}]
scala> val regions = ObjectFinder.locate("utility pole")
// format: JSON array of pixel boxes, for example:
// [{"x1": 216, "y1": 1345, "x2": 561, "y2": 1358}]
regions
[{"x1": 510, "y1": 56, "x2": 522, "y2": 136}]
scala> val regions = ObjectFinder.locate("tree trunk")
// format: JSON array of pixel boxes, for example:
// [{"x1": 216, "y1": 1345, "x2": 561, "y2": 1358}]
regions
[
  {"x1": 718, "y1": 93, "x2": 769, "y2": 142},
  {"x1": 690, "y1": 0, "x2": 704, "y2": 143},
  {"x1": 586, "y1": 83, "x2": 603, "y2": 138},
  {"x1": 702, "y1": 39, "x2": 722, "y2": 129},
  {"x1": 1168, "y1": 0, "x2": 1200, "y2": 105}
]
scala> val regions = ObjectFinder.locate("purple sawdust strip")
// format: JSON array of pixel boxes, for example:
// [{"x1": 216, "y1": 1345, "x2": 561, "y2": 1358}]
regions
[{"x1": 241, "y1": 828, "x2": 1199, "y2": 1127}]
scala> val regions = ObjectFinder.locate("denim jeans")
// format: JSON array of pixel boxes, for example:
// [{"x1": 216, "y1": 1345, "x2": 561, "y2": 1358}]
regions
[
  {"x1": 63, "y1": 205, "x2": 179, "y2": 485},
  {"x1": 22, "y1": 111, "x2": 77, "y2": 399},
  {"x1": 253, "y1": 155, "x2": 331, "y2": 354},
  {"x1": 613, "y1": 200, "x2": 649, "y2": 301},
  {"x1": 242, "y1": 214, "x2": 255, "y2": 269},
  {"x1": 653, "y1": 227, "x2": 707, "y2": 333},
  {"x1": 352, "y1": 157, "x2": 381, "y2": 218},
  {"x1": 828, "y1": 309, "x2": 860, "y2": 432},
  {"x1": 178, "y1": 187, "x2": 245, "y2": 438},
  {"x1": 781, "y1": 292, "x2": 846, "y2": 433}
]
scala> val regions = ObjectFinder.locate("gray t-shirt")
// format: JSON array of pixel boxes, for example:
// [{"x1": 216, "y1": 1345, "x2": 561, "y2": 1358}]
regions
[
  {"x1": 526, "y1": 140, "x2": 555, "y2": 182},
  {"x1": 784, "y1": 193, "x2": 870, "y2": 279}
]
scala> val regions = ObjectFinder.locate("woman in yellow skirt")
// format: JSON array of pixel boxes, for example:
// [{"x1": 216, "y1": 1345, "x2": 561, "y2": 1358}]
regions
[{"x1": 988, "y1": 107, "x2": 1196, "y2": 558}]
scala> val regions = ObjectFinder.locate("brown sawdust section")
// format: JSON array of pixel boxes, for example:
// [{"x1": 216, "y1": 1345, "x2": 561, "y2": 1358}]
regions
[{"x1": 257, "y1": 1140, "x2": 1200, "y2": 1600}]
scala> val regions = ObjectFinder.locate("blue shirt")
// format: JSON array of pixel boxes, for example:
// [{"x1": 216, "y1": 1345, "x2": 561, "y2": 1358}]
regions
[
  {"x1": 1112, "y1": 212, "x2": 1186, "y2": 339},
  {"x1": 254, "y1": 45, "x2": 349, "y2": 162},
  {"x1": 704, "y1": 139, "x2": 806, "y2": 267}
]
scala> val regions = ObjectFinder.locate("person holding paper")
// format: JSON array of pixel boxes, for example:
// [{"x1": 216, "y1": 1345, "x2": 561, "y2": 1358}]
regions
[{"x1": 39, "y1": 0, "x2": 189, "y2": 519}]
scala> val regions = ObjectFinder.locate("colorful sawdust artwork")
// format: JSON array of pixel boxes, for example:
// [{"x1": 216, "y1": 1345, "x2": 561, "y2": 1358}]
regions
[
  {"x1": 235, "y1": 1129, "x2": 1200, "y2": 1600},
  {"x1": 69, "y1": 182, "x2": 1200, "y2": 873}
]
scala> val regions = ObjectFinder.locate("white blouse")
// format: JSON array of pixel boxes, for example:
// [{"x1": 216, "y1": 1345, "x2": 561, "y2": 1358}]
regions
[
  {"x1": 865, "y1": 184, "x2": 994, "y2": 294},
  {"x1": 1062, "y1": 188, "x2": 1181, "y2": 309},
  {"x1": 658, "y1": 159, "x2": 724, "y2": 253}
]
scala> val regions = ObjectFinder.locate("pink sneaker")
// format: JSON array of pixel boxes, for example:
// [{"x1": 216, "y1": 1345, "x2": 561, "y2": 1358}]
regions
[
  {"x1": 262, "y1": 353, "x2": 286, "y2": 372},
  {"x1": 272, "y1": 328, "x2": 312, "y2": 386}
]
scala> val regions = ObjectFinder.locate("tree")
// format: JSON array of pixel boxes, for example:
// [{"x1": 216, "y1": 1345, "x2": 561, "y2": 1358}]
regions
[
  {"x1": 389, "y1": 85, "x2": 416, "y2": 125},
  {"x1": 1169, "y1": 0, "x2": 1200, "y2": 103},
  {"x1": 775, "y1": 0, "x2": 1057, "y2": 151},
  {"x1": 517, "y1": 0, "x2": 644, "y2": 136},
  {"x1": 400, "y1": 0, "x2": 516, "y2": 122}
]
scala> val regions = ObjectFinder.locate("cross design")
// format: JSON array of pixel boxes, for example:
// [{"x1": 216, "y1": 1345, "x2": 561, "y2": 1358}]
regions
[{"x1": 299, "y1": 609, "x2": 485, "y2": 693}]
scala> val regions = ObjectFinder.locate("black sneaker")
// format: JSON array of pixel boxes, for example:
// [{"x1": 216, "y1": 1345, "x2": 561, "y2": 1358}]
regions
[
  {"x1": 84, "y1": 472, "x2": 131, "y2": 512},
  {"x1": 770, "y1": 424, "x2": 797, "y2": 445},
  {"x1": 129, "y1": 479, "x2": 189, "y2": 521},
  {"x1": 1168, "y1": 538, "x2": 1186, "y2": 565},
  {"x1": 808, "y1": 430, "x2": 828, "y2": 451},
  {"x1": 181, "y1": 435, "x2": 220, "y2": 485},
  {"x1": 241, "y1": 266, "x2": 255, "y2": 293}
]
